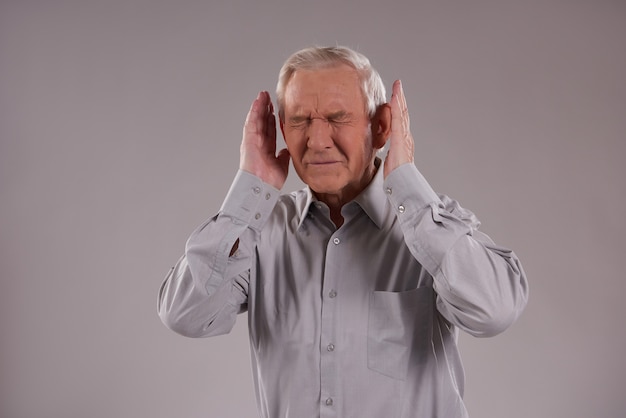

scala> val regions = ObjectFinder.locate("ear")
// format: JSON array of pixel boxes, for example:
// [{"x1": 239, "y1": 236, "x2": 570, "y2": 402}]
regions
[{"x1": 371, "y1": 104, "x2": 391, "y2": 150}]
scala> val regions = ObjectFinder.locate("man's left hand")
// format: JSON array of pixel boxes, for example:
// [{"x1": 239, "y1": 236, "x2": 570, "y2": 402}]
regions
[{"x1": 384, "y1": 80, "x2": 415, "y2": 178}]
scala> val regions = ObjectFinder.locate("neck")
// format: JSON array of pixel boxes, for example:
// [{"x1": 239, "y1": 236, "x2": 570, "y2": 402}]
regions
[{"x1": 313, "y1": 160, "x2": 379, "y2": 228}]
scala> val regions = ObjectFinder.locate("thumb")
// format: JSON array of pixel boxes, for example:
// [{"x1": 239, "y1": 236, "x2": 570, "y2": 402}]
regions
[{"x1": 277, "y1": 148, "x2": 291, "y2": 174}]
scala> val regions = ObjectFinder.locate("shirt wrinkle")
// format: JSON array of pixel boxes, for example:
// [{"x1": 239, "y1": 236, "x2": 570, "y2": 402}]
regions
[{"x1": 158, "y1": 159, "x2": 529, "y2": 418}]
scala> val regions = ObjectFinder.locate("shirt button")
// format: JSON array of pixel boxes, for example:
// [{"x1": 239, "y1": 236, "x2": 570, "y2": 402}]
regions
[
  {"x1": 386, "y1": 187, "x2": 392, "y2": 195},
  {"x1": 254, "y1": 213, "x2": 261, "y2": 220},
  {"x1": 327, "y1": 343, "x2": 335, "y2": 352},
  {"x1": 265, "y1": 193, "x2": 271, "y2": 200},
  {"x1": 253, "y1": 186, "x2": 261, "y2": 194},
  {"x1": 398, "y1": 204, "x2": 405, "y2": 213},
  {"x1": 333, "y1": 237, "x2": 340, "y2": 245},
  {"x1": 325, "y1": 397, "x2": 333, "y2": 406},
  {"x1": 328, "y1": 290, "x2": 337, "y2": 298}
]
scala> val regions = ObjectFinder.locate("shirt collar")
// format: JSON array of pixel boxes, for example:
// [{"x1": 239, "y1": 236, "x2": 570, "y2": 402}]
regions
[
  {"x1": 296, "y1": 158, "x2": 387, "y2": 230},
  {"x1": 296, "y1": 185, "x2": 316, "y2": 229}
]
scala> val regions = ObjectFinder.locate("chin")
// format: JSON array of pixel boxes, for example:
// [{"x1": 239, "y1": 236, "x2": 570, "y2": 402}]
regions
[{"x1": 307, "y1": 180, "x2": 346, "y2": 196}]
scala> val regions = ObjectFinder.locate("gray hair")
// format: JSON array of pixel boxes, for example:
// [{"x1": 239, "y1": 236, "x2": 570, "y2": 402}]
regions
[{"x1": 276, "y1": 46, "x2": 386, "y2": 119}]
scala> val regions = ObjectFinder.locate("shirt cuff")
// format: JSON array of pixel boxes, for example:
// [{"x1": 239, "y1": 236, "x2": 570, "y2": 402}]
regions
[
  {"x1": 383, "y1": 163, "x2": 441, "y2": 215},
  {"x1": 220, "y1": 170, "x2": 281, "y2": 232}
]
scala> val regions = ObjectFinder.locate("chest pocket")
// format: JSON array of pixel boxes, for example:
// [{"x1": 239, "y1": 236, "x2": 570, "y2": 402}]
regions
[{"x1": 367, "y1": 286, "x2": 434, "y2": 380}]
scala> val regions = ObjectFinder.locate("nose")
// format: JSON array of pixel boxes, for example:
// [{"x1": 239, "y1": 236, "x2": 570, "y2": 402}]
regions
[{"x1": 306, "y1": 118, "x2": 333, "y2": 150}]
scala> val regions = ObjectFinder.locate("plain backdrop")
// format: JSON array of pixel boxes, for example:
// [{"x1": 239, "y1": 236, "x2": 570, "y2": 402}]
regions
[{"x1": 1, "y1": 0, "x2": 625, "y2": 417}]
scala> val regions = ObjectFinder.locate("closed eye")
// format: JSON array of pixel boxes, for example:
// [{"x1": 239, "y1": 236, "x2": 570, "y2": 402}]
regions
[
  {"x1": 287, "y1": 116, "x2": 309, "y2": 129},
  {"x1": 326, "y1": 112, "x2": 352, "y2": 125},
  {"x1": 287, "y1": 112, "x2": 354, "y2": 128}
]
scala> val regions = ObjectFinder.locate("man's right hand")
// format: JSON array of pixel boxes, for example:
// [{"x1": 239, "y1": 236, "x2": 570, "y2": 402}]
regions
[{"x1": 240, "y1": 91, "x2": 290, "y2": 190}]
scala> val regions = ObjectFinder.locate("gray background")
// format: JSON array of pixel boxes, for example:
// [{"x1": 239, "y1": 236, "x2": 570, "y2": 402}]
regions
[{"x1": 1, "y1": 0, "x2": 624, "y2": 417}]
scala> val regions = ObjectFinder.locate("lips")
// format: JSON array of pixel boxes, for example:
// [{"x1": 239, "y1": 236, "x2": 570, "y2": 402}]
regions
[
  {"x1": 305, "y1": 156, "x2": 342, "y2": 165},
  {"x1": 308, "y1": 160, "x2": 339, "y2": 165}
]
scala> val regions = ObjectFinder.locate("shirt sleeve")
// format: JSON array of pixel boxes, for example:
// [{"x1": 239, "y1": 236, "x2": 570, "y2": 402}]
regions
[
  {"x1": 157, "y1": 170, "x2": 280, "y2": 338},
  {"x1": 383, "y1": 163, "x2": 529, "y2": 337}
]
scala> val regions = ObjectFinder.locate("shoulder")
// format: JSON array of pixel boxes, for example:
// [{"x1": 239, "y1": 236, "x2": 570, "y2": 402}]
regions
[{"x1": 268, "y1": 187, "x2": 309, "y2": 225}]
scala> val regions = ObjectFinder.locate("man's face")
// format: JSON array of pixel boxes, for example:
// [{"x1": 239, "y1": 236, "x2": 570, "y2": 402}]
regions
[{"x1": 280, "y1": 65, "x2": 381, "y2": 201}]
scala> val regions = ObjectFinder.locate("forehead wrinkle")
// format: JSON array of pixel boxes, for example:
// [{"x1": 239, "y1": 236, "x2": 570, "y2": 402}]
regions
[
  {"x1": 287, "y1": 93, "x2": 356, "y2": 118},
  {"x1": 283, "y1": 65, "x2": 368, "y2": 122}
]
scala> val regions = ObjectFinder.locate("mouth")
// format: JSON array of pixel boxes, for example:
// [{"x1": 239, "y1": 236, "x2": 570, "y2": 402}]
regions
[{"x1": 307, "y1": 160, "x2": 340, "y2": 166}]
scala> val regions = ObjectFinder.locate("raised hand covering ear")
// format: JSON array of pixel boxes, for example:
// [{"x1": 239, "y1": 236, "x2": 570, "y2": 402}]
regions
[
  {"x1": 383, "y1": 80, "x2": 415, "y2": 178},
  {"x1": 240, "y1": 91, "x2": 290, "y2": 189}
]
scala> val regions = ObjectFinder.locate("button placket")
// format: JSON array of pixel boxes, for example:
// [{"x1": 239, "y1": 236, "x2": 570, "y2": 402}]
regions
[{"x1": 320, "y1": 231, "x2": 342, "y2": 416}]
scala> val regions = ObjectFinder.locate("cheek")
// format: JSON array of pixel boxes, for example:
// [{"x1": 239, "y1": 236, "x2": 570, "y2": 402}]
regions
[
  {"x1": 284, "y1": 132, "x2": 306, "y2": 159},
  {"x1": 338, "y1": 129, "x2": 373, "y2": 158}
]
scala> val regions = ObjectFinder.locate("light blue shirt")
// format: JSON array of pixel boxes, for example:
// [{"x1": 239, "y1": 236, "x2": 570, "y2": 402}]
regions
[{"x1": 158, "y1": 160, "x2": 528, "y2": 418}]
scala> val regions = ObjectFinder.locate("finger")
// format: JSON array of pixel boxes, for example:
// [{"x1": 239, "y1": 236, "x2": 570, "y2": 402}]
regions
[
  {"x1": 398, "y1": 80, "x2": 408, "y2": 110},
  {"x1": 396, "y1": 81, "x2": 408, "y2": 117},
  {"x1": 245, "y1": 92, "x2": 260, "y2": 124},
  {"x1": 392, "y1": 80, "x2": 410, "y2": 133},
  {"x1": 265, "y1": 94, "x2": 277, "y2": 153},
  {"x1": 244, "y1": 91, "x2": 264, "y2": 135},
  {"x1": 266, "y1": 94, "x2": 276, "y2": 140},
  {"x1": 390, "y1": 81, "x2": 404, "y2": 134}
]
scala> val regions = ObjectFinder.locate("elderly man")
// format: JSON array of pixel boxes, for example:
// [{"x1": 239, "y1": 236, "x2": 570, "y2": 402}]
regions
[{"x1": 158, "y1": 46, "x2": 528, "y2": 418}]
